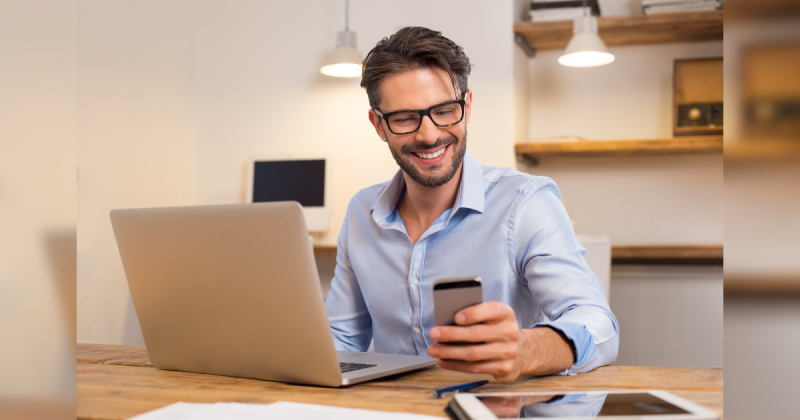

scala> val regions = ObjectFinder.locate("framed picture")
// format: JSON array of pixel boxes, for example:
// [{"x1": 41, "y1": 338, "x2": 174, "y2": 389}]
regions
[{"x1": 673, "y1": 58, "x2": 723, "y2": 136}]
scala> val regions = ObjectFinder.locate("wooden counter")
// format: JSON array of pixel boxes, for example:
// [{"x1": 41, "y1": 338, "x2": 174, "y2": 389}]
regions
[
  {"x1": 77, "y1": 344, "x2": 723, "y2": 419},
  {"x1": 315, "y1": 244, "x2": 724, "y2": 265}
]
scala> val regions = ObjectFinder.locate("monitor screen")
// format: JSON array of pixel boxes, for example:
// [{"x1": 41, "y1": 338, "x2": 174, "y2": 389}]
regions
[{"x1": 252, "y1": 159, "x2": 325, "y2": 207}]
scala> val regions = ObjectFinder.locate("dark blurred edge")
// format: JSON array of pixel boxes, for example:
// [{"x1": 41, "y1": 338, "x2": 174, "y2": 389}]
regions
[
  {"x1": 43, "y1": 230, "x2": 77, "y2": 346},
  {"x1": 725, "y1": 0, "x2": 800, "y2": 20},
  {"x1": 0, "y1": 398, "x2": 75, "y2": 420}
]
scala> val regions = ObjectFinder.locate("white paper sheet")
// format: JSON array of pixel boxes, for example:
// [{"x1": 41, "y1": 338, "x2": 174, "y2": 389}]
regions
[
  {"x1": 127, "y1": 402, "x2": 215, "y2": 420},
  {"x1": 127, "y1": 401, "x2": 446, "y2": 420}
]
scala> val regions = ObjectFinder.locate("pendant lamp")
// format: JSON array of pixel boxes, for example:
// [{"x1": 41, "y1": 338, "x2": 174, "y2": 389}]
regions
[
  {"x1": 320, "y1": 0, "x2": 362, "y2": 78},
  {"x1": 558, "y1": 1, "x2": 614, "y2": 67}
]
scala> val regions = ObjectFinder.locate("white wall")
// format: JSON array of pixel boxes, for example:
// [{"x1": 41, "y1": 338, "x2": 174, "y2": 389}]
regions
[
  {"x1": 0, "y1": 0, "x2": 76, "y2": 399},
  {"x1": 77, "y1": 0, "x2": 199, "y2": 345},
  {"x1": 521, "y1": 42, "x2": 724, "y2": 244},
  {"x1": 611, "y1": 265, "x2": 723, "y2": 368},
  {"x1": 527, "y1": 42, "x2": 722, "y2": 141},
  {"x1": 518, "y1": 154, "x2": 723, "y2": 244},
  {"x1": 194, "y1": 0, "x2": 516, "y2": 245},
  {"x1": 725, "y1": 296, "x2": 800, "y2": 420}
]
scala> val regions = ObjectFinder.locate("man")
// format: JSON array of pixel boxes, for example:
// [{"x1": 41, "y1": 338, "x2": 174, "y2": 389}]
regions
[{"x1": 325, "y1": 27, "x2": 618, "y2": 382}]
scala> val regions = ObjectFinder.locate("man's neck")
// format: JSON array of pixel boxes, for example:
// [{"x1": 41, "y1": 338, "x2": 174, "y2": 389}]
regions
[{"x1": 397, "y1": 163, "x2": 463, "y2": 244}]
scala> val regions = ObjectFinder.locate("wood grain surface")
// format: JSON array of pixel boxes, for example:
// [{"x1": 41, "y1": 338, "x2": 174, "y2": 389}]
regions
[
  {"x1": 724, "y1": 139, "x2": 800, "y2": 161},
  {"x1": 77, "y1": 344, "x2": 723, "y2": 420},
  {"x1": 514, "y1": 137, "x2": 723, "y2": 158},
  {"x1": 315, "y1": 243, "x2": 725, "y2": 265},
  {"x1": 611, "y1": 244, "x2": 723, "y2": 265},
  {"x1": 514, "y1": 10, "x2": 723, "y2": 51},
  {"x1": 77, "y1": 343, "x2": 152, "y2": 367},
  {"x1": 724, "y1": 275, "x2": 800, "y2": 295}
]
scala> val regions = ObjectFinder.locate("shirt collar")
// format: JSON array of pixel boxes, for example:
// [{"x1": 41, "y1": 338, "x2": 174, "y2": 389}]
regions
[
  {"x1": 370, "y1": 151, "x2": 485, "y2": 227},
  {"x1": 454, "y1": 152, "x2": 485, "y2": 214},
  {"x1": 371, "y1": 169, "x2": 406, "y2": 226}
]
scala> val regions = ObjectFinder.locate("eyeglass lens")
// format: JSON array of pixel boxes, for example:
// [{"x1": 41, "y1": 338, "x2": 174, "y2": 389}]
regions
[{"x1": 387, "y1": 103, "x2": 463, "y2": 133}]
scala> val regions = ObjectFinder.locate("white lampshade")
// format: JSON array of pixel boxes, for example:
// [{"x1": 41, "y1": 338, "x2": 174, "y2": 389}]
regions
[
  {"x1": 320, "y1": 30, "x2": 362, "y2": 78},
  {"x1": 558, "y1": 16, "x2": 615, "y2": 67}
]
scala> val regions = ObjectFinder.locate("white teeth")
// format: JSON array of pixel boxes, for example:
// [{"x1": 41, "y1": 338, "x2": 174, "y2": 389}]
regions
[{"x1": 415, "y1": 147, "x2": 446, "y2": 159}]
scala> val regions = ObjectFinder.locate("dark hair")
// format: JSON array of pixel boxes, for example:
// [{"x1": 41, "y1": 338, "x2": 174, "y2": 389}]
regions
[{"x1": 361, "y1": 27, "x2": 472, "y2": 110}]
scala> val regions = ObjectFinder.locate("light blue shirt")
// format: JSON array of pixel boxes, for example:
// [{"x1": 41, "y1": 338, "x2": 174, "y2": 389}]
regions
[{"x1": 325, "y1": 152, "x2": 619, "y2": 374}]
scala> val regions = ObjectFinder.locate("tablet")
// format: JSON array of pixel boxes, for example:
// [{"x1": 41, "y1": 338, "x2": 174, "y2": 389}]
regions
[{"x1": 452, "y1": 390, "x2": 719, "y2": 420}]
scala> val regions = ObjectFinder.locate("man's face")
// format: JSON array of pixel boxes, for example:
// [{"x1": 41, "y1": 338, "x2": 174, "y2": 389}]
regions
[{"x1": 368, "y1": 67, "x2": 472, "y2": 188}]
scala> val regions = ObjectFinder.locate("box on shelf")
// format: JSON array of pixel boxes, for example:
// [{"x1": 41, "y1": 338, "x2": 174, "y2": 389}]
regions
[
  {"x1": 641, "y1": 0, "x2": 722, "y2": 15},
  {"x1": 529, "y1": 0, "x2": 600, "y2": 22}
]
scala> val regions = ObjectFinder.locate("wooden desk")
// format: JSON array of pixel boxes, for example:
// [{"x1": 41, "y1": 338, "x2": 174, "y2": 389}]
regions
[{"x1": 77, "y1": 344, "x2": 723, "y2": 419}]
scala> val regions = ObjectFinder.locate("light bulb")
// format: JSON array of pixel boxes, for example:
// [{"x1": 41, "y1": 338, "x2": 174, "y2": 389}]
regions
[
  {"x1": 321, "y1": 31, "x2": 362, "y2": 78},
  {"x1": 559, "y1": 16, "x2": 614, "y2": 68}
]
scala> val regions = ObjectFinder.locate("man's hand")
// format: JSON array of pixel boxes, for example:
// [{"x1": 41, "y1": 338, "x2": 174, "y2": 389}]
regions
[{"x1": 427, "y1": 301, "x2": 576, "y2": 382}]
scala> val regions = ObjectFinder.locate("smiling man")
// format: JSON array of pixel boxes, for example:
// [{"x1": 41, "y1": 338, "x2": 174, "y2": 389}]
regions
[{"x1": 324, "y1": 27, "x2": 619, "y2": 382}]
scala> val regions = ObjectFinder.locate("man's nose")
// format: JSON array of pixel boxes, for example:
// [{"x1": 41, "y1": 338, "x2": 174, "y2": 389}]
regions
[{"x1": 415, "y1": 115, "x2": 441, "y2": 144}]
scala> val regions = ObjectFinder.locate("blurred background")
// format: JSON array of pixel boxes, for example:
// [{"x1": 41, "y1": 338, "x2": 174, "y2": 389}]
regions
[
  {"x1": 723, "y1": 1, "x2": 800, "y2": 419},
  {"x1": 0, "y1": 1, "x2": 76, "y2": 418},
  {"x1": 0, "y1": 0, "x2": 797, "y2": 419}
]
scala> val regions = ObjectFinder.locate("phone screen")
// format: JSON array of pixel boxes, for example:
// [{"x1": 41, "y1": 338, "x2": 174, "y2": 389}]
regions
[{"x1": 476, "y1": 392, "x2": 689, "y2": 418}]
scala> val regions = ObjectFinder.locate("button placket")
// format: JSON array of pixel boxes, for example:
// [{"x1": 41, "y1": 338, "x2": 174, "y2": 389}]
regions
[{"x1": 407, "y1": 239, "x2": 427, "y2": 353}]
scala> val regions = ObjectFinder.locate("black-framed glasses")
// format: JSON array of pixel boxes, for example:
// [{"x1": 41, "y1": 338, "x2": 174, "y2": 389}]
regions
[{"x1": 374, "y1": 95, "x2": 466, "y2": 135}]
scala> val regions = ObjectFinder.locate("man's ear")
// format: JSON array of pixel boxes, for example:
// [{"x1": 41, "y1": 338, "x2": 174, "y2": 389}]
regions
[
  {"x1": 368, "y1": 109, "x2": 388, "y2": 142},
  {"x1": 464, "y1": 89, "x2": 473, "y2": 125}
]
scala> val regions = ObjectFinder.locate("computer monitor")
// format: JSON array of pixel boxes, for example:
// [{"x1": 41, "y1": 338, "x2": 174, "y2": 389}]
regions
[{"x1": 246, "y1": 156, "x2": 330, "y2": 232}]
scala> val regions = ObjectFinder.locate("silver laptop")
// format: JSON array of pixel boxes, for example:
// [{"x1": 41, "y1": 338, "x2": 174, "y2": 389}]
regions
[{"x1": 110, "y1": 202, "x2": 436, "y2": 387}]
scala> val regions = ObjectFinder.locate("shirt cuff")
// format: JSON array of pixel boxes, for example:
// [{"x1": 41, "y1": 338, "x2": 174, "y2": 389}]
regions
[{"x1": 531, "y1": 321, "x2": 597, "y2": 372}]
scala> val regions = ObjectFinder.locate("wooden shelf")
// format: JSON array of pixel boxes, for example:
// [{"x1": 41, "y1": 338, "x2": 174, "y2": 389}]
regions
[
  {"x1": 725, "y1": 275, "x2": 800, "y2": 296},
  {"x1": 724, "y1": 139, "x2": 800, "y2": 162},
  {"x1": 514, "y1": 10, "x2": 723, "y2": 52},
  {"x1": 313, "y1": 244, "x2": 337, "y2": 258},
  {"x1": 316, "y1": 244, "x2": 723, "y2": 265},
  {"x1": 612, "y1": 244, "x2": 722, "y2": 265},
  {"x1": 515, "y1": 136, "x2": 722, "y2": 160}
]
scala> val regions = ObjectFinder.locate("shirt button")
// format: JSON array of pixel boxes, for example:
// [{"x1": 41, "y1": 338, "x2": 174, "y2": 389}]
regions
[
  {"x1": 411, "y1": 277, "x2": 419, "y2": 284},
  {"x1": 414, "y1": 327, "x2": 421, "y2": 334}
]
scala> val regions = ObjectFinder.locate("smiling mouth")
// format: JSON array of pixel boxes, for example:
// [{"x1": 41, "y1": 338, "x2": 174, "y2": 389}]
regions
[{"x1": 413, "y1": 145, "x2": 447, "y2": 160}]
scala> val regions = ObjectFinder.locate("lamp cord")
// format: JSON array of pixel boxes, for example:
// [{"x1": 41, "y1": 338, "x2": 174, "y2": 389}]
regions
[
  {"x1": 584, "y1": 0, "x2": 587, "y2": 16},
  {"x1": 345, "y1": 0, "x2": 349, "y2": 31}
]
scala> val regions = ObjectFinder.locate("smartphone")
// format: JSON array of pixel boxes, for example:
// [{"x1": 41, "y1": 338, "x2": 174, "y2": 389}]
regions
[{"x1": 433, "y1": 277, "x2": 483, "y2": 327}]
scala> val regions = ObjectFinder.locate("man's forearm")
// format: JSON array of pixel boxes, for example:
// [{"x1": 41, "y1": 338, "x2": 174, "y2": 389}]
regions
[{"x1": 519, "y1": 327, "x2": 576, "y2": 376}]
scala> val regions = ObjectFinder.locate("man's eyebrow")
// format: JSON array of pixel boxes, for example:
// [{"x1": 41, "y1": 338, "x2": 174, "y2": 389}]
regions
[{"x1": 383, "y1": 98, "x2": 459, "y2": 114}]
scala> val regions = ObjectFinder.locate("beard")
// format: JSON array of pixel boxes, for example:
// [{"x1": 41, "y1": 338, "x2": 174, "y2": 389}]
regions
[{"x1": 388, "y1": 129, "x2": 468, "y2": 188}]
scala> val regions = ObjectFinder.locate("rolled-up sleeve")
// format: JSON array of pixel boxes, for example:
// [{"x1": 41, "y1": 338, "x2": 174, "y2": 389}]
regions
[
  {"x1": 512, "y1": 178, "x2": 619, "y2": 374},
  {"x1": 324, "y1": 204, "x2": 373, "y2": 352}
]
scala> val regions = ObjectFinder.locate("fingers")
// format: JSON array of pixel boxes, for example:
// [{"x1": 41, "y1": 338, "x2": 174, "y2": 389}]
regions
[
  {"x1": 436, "y1": 358, "x2": 521, "y2": 383},
  {"x1": 427, "y1": 301, "x2": 524, "y2": 382},
  {"x1": 455, "y1": 301, "x2": 515, "y2": 326},
  {"x1": 430, "y1": 321, "x2": 519, "y2": 344},
  {"x1": 428, "y1": 341, "x2": 518, "y2": 362}
]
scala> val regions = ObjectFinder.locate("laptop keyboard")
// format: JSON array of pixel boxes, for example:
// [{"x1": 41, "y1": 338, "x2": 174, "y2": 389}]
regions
[{"x1": 339, "y1": 362, "x2": 377, "y2": 373}]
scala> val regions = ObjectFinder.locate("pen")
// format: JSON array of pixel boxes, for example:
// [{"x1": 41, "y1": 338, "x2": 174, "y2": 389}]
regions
[{"x1": 430, "y1": 379, "x2": 489, "y2": 398}]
